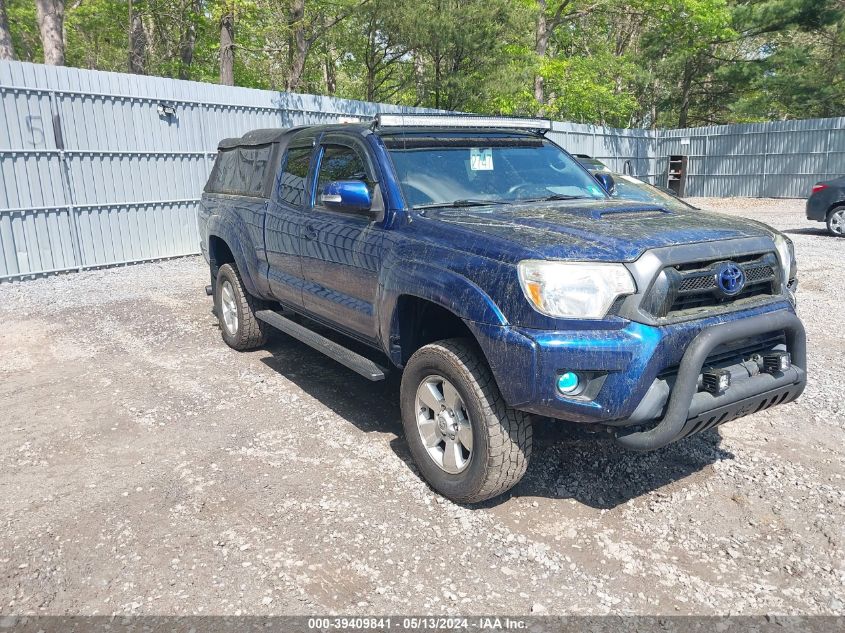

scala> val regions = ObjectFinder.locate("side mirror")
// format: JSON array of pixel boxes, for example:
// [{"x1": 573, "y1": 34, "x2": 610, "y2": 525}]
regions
[
  {"x1": 593, "y1": 172, "x2": 616, "y2": 195},
  {"x1": 320, "y1": 180, "x2": 372, "y2": 214}
]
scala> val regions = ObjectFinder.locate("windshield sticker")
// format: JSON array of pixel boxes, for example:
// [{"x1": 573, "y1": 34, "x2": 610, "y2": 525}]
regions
[
  {"x1": 587, "y1": 184, "x2": 603, "y2": 197},
  {"x1": 470, "y1": 148, "x2": 494, "y2": 171}
]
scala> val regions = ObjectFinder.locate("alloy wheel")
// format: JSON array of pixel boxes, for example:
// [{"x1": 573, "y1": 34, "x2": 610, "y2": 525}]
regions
[
  {"x1": 415, "y1": 375, "x2": 473, "y2": 474},
  {"x1": 220, "y1": 279, "x2": 239, "y2": 335}
]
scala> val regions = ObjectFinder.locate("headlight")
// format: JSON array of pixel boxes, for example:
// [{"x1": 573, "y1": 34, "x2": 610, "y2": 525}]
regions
[
  {"x1": 517, "y1": 260, "x2": 636, "y2": 319},
  {"x1": 773, "y1": 233, "x2": 795, "y2": 289}
]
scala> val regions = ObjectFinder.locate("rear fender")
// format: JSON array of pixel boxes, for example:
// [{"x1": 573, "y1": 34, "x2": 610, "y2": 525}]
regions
[{"x1": 206, "y1": 214, "x2": 269, "y2": 299}]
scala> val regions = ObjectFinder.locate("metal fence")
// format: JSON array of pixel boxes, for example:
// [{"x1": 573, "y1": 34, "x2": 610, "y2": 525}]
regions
[
  {"x1": 1, "y1": 59, "x2": 843, "y2": 282},
  {"x1": 658, "y1": 119, "x2": 845, "y2": 198},
  {"x1": 547, "y1": 122, "x2": 657, "y2": 182},
  {"x1": 0, "y1": 61, "x2": 441, "y2": 281}
]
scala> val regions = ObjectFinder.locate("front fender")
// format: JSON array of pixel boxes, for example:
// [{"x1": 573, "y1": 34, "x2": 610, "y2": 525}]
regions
[
  {"x1": 206, "y1": 213, "x2": 269, "y2": 299},
  {"x1": 378, "y1": 260, "x2": 539, "y2": 405},
  {"x1": 379, "y1": 259, "x2": 508, "y2": 336}
]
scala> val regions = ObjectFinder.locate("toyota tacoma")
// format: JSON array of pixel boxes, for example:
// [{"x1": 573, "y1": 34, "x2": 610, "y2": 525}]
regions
[{"x1": 199, "y1": 115, "x2": 805, "y2": 503}]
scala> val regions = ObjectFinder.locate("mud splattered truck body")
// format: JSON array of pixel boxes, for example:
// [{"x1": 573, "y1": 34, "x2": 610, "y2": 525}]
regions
[{"x1": 199, "y1": 115, "x2": 805, "y2": 503}]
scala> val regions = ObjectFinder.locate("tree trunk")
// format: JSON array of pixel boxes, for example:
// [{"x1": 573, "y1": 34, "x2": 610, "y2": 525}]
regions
[
  {"x1": 413, "y1": 50, "x2": 425, "y2": 106},
  {"x1": 129, "y1": 11, "x2": 146, "y2": 74},
  {"x1": 323, "y1": 43, "x2": 336, "y2": 95},
  {"x1": 0, "y1": 0, "x2": 14, "y2": 60},
  {"x1": 179, "y1": 0, "x2": 201, "y2": 79},
  {"x1": 534, "y1": 0, "x2": 548, "y2": 104},
  {"x1": 36, "y1": 0, "x2": 64, "y2": 66},
  {"x1": 677, "y1": 61, "x2": 694, "y2": 128},
  {"x1": 285, "y1": 0, "x2": 307, "y2": 92},
  {"x1": 219, "y1": 6, "x2": 235, "y2": 86},
  {"x1": 364, "y1": 14, "x2": 377, "y2": 101}
]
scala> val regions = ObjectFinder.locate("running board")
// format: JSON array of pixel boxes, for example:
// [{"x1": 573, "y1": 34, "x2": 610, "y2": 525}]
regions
[{"x1": 255, "y1": 310, "x2": 387, "y2": 381}]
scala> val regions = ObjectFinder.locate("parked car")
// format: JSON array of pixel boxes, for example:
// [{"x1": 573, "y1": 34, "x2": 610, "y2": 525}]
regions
[
  {"x1": 572, "y1": 154, "x2": 611, "y2": 172},
  {"x1": 806, "y1": 177, "x2": 845, "y2": 236},
  {"x1": 597, "y1": 171, "x2": 696, "y2": 213},
  {"x1": 199, "y1": 115, "x2": 805, "y2": 503}
]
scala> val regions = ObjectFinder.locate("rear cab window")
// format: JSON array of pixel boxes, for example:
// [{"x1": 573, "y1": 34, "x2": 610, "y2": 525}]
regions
[{"x1": 277, "y1": 146, "x2": 312, "y2": 207}]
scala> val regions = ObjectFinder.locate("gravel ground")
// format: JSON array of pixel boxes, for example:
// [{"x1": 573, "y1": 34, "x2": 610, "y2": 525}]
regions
[{"x1": 0, "y1": 197, "x2": 843, "y2": 616}]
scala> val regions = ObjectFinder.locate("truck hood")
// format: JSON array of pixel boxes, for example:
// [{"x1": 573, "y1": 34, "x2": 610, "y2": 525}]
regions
[{"x1": 419, "y1": 199, "x2": 776, "y2": 262}]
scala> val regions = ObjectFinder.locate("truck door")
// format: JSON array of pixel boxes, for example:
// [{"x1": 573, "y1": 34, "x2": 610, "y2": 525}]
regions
[
  {"x1": 300, "y1": 136, "x2": 385, "y2": 343},
  {"x1": 264, "y1": 132, "x2": 317, "y2": 307}
]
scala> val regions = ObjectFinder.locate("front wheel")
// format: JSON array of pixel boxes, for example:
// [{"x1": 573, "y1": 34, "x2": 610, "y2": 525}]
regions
[
  {"x1": 214, "y1": 263, "x2": 269, "y2": 350},
  {"x1": 827, "y1": 207, "x2": 845, "y2": 237},
  {"x1": 400, "y1": 339, "x2": 532, "y2": 503}
]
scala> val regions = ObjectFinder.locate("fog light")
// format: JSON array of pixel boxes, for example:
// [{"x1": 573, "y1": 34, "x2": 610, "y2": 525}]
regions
[
  {"x1": 762, "y1": 351, "x2": 791, "y2": 374},
  {"x1": 702, "y1": 368, "x2": 731, "y2": 395},
  {"x1": 557, "y1": 371, "x2": 581, "y2": 395}
]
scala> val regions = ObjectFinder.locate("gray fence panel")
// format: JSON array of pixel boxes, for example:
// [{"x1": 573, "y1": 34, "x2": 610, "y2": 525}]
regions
[
  {"x1": 548, "y1": 122, "x2": 656, "y2": 181},
  {"x1": 0, "y1": 60, "x2": 442, "y2": 281}
]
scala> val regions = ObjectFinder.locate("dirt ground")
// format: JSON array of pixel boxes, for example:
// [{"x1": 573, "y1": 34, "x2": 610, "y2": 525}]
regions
[{"x1": 1, "y1": 197, "x2": 843, "y2": 616}]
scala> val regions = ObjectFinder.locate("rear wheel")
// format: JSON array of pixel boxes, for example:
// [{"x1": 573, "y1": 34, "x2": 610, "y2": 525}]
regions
[
  {"x1": 214, "y1": 263, "x2": 269, "y2": 350},
  {"x1": 400, "y1": 338, "x2": 532, "y2": 503},
  {"x1": 827, "y1": 207, "x2": 845, "y2": 237}
]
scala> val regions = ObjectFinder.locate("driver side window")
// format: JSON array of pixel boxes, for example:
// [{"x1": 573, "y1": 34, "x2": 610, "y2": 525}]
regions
[{"x1": 316, "y1": 145, "x2": 370, "y2": 207}]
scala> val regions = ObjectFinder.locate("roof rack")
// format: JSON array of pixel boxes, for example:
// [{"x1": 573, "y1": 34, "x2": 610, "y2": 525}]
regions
[{"x1": 372, "y1": 113, "x2": 551, "y2": 134}]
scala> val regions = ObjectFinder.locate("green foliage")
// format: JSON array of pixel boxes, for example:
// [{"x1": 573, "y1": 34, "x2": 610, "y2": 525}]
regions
[
  {"x1": 7, "y1": 0, "x2": 40, "y2": 61},
  {"x1": 541, "y1": 55, "x2": 640, "y2": 126},
  {"x1": 64, "y1": 0, "x2": 128, "y2": 71},
  {"x1": 5, "y1": 0, "x2": 843, "y2": 126}
]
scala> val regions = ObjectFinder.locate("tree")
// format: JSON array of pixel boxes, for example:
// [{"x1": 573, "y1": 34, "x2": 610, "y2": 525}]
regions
[
  {"x1": 179, "y1": 0, "x2": 202, "y2": 79},
  {"x1": 1, "y1": 0, "x2": 843, "y2": 126},
  {"x1": 0, "y1": 0, "x2": 14, "y2": 59},
  {"x1": 35, "y1": 0, "x2": 64, "y2": 65},
  {"x1": 286, "y1": 0, "x2": 306, "y2": 90},
  {"x1": 534, "y1": 0, "x2": 602, "y2": 107},
  {"x1": 129, "y1": 0, "x2": 147, "y2": 73},
  {"x1": 334, "y1": 0, "x2": 414, "y2": 102},
  {"x1": 281, "y1": 0, "x2": 364, "y2": 92},
  {"x1": 219, "y1": 2, "x2": 234, "y2": 84},
  {"x1": 0, "y1": 0, "x2": 14, "y2": 60}
]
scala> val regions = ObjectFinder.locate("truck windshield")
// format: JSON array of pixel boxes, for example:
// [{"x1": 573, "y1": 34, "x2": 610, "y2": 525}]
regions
[{"x1": 382, "y1": 133, "x2": 607, "y2": 209}]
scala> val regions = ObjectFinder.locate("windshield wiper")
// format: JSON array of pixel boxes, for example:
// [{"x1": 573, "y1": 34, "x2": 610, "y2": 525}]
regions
[
  {"x1": 520, "y1": 193, "x2": 590, "y2": 203},
  {"x1": 414, "y1": 199, "x2": 512, "y2": 210}
]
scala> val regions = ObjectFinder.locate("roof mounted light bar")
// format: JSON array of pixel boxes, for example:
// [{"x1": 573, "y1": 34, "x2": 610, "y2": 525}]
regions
[{"x1": 373, "y1": 114, "x2": 552, "y2": 134}]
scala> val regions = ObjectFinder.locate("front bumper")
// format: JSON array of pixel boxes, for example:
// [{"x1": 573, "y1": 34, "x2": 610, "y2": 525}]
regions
[
  {"x1": 613, "y1": 308, "x2": 805, "y2": 450},
  {"x1": 470, "y1": 302, "x2": 806, "y2": 450}
]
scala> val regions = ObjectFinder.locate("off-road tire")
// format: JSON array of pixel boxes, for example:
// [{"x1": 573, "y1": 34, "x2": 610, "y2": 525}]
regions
[
  {"x1": 400, "y1": 338, "x2": 532, "y2": 503},
  {"x1": 214, "y1": 263, "x2": 269, "y2": 350}
]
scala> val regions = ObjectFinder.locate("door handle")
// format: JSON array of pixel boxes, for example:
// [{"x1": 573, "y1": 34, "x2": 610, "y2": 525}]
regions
[{"x1": 303, "y1": 224, "x2": 318, "y2": 240}]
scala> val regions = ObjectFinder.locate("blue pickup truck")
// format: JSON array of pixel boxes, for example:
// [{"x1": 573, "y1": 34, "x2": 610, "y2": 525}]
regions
[{"x1": 199, "y1": 114, "x2": 806, "y2": 503}]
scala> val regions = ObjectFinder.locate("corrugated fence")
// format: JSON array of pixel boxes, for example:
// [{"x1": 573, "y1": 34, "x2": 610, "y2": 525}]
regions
[
  {"x1": 658, "y1": 119, "x2": 845, "y2": 198},
  {"x1": 0, "y1": 61, "x2": 444, "y2": 281},
  {"x1": 1, "y1": 60, "x2": 842, "y2": 281}
]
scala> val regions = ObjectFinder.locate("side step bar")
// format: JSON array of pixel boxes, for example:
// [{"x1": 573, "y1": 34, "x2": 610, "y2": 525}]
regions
[{"x1": 255, "y1": 310, "x2": 387, "y2": 381}]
